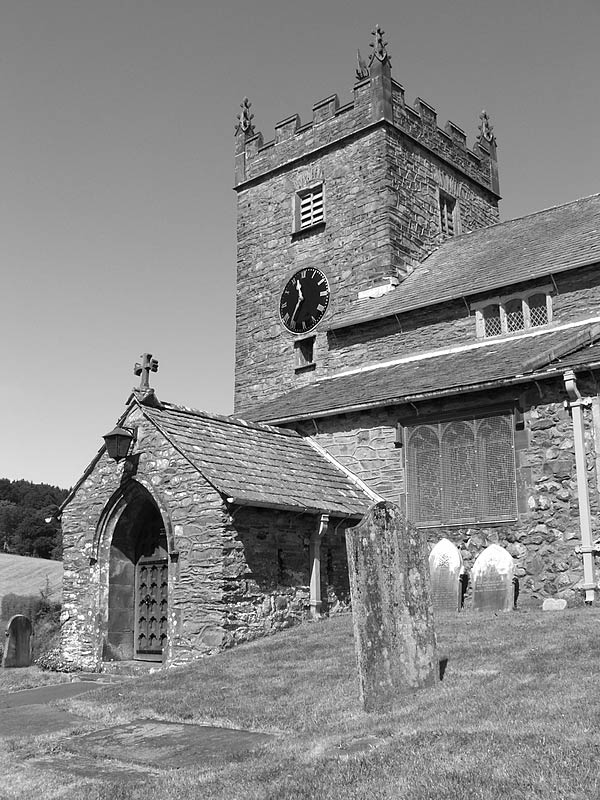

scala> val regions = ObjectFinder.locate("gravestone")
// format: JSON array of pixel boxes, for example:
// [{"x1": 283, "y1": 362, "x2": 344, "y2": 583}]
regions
[
  {"x1": 542, "y1": 597, "x2": 567, "y2": 611},
  {"x1": 429, "y1": 538, "x2": 463, "y2": 613},
  {"x1": 346, "y1": 501, "x2": 438, "y2": 712},
  {"x1": 2, "y1": 615, "x2": 33, "y2": 668},
  {"x1": 471, "y1": 544, "x2": 514, "y2": 612}
]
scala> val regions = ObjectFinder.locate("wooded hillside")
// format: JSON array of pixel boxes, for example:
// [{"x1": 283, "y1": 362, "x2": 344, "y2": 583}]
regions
[{"x1": 0, "y1": 479, "x2": 68, "y2": 560}]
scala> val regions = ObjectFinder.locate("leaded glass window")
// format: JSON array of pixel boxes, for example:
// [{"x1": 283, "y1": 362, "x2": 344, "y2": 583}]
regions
[
  {"x1": 505, "y1": 298, "x2": 525, "y2": 332},
  {"x1": 482, "y1": 304, "x2": 502, "y2": 337},
  {"x1": 406, "y1": 414, "x2": 517, "y2": 526},
  {"x1": 474, "y1": 290, "x2": 552, "y2": 338},
  {"x1": 528, "y1": 293, "x2": 548, "y2": 327}
]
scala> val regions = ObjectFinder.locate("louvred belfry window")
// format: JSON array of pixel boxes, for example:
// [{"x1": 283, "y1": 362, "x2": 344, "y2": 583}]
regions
[
  {"x1": 406, "y1": 414, "x2": 517, "y2": 526},
  {"x1": 297, "y1": 186, "x2": 324, "y2": 230},
  {"x1": 439, "y1": 192, "x2": 457, "y2": 237}
]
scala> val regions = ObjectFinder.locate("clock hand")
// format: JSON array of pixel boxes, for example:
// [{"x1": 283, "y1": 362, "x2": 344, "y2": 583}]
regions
[
  {"x1": 291, "y1": 297, "x2": 303, "y2": 322},
  {"x1": 291, "y1": 279, "x2": 304, "y2": 322}
]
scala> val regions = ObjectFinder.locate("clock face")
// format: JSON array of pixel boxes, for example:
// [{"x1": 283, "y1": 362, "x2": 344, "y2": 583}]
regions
[{"x1": 279, "y1": 268, "x2": 330, "y2": 334}]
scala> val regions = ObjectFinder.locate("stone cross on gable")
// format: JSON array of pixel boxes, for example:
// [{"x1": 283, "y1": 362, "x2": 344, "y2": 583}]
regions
[{"x1": 134, "y1": 353, "x2": 159, "y2": 391}]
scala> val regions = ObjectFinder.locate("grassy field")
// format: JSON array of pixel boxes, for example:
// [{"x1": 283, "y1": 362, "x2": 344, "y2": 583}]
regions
[
  {"x1": 2, "y1": 608, "x2": 600, "y2": 799},
  {"x1": 0, "y1": 553, "x2": 62, "y2": 607}
]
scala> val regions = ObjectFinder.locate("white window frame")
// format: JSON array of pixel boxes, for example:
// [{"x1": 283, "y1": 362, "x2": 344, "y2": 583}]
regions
[
  {"x1": 473, "y1": 286, "x2": 553, "y2": 339},
  {"x1": 293, "y1": 183, "x2": 325, "y2": 232}
]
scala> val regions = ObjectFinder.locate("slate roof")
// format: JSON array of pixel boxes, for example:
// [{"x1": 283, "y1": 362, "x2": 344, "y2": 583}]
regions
[
  {"x1": 139, "y1": 403, "x2": 372, "y2": 517},
  {"x1": 326, "y1": 194, "x2": 600, "y2": 330},
  {"x1": 243, "y1": 321, "x2": 600, "y2": 423}
]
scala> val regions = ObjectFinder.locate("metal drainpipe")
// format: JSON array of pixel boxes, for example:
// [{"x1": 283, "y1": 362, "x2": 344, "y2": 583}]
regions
[{"x1": 563, "y1": 369, "x2": 596, "y2": 605}]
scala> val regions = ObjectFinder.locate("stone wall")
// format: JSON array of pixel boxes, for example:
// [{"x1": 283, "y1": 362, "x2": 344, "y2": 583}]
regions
[
  {"x1": 302, "y1": 375, "x2": 600, "y2": 606},
  {"x1": 220, "y1": 506, "x2": 351, "y2": 647}
]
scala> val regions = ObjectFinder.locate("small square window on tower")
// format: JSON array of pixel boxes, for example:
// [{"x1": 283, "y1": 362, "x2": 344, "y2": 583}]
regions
[
  {"x1": 294, "y1": 185, "x2": 324, "y2": 232},
  {"x1": 439, "y1": 191, "x2": 457, "y2": 237},
  {"x1": 294, "y1": 335, "x2": 316, "y2": 372}
]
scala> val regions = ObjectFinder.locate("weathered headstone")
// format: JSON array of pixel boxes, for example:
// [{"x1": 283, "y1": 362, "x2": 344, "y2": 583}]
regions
[
  {"x1": 346, "y1": 501, "x2": 438, "y2": 712},
  {"x1": 2, "y1": 615, "x2": 33, "y2": 668},
  {"x1": 542, "y1": 597, "x2": 567, "y2": 611},
  {"x1": 471, "y1": 544, "x2": 514, "y2": 612},
  {"x1": 429, "y1": 538, "x2": 463, "y2": 613}
]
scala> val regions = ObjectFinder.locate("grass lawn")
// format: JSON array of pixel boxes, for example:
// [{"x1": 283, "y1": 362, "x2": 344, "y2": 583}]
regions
[{"x1": 2, "y1": 608, "x2": 600, "y2": 799}]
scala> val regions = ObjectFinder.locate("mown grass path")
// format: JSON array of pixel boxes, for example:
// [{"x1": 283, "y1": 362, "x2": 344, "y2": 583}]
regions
[{"x1": 1, "y1": 608, "x2": 599, "y2": 799}]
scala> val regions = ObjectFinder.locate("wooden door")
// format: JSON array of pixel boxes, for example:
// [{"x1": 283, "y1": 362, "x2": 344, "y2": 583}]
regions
[{"x1": 134, "y1": 558, "x2": 168, "y2": 661}]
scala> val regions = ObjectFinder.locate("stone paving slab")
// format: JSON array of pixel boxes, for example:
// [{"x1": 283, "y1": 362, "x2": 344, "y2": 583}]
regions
[
  {"x1": 0, "y1": 705, "x2": 89, "y2": 738},
  {"x1": 0, "y1": 681, "x2": 106, "y2": 709},
  {"x1": 29, "y1": 753, "x2": 161, "y2": 783},
  {"x1": 63, "y1": 719, "x2": 276, "y2": 768}
]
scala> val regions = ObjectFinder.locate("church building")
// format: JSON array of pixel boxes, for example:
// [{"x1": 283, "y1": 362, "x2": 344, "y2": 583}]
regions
[{"x1": 61, "y1": 27, "x2": 600, "y2": 669}]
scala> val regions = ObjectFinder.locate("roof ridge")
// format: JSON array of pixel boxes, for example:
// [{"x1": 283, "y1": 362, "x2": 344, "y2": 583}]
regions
[{"x1": 155, "y1": 401, "x2": 300, "y2": 438}]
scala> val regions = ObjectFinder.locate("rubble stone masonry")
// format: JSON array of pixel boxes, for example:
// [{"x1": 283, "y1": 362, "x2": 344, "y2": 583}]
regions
[{"x1": 304, "y1": 374, "x2": 600, "y2": 605}]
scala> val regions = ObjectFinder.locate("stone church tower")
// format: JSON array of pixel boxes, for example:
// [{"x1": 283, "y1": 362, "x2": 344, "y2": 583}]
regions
[{"x1": 233, "y1": 26, "x2": 500, "y2": 412}]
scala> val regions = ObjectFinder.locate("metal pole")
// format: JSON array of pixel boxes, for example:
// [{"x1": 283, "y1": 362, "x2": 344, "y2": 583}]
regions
[{"x1": 564, "y1": 370, "x2": 596, "y2": 605}]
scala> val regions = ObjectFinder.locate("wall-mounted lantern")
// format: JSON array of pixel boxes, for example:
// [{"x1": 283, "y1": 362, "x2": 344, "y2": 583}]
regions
[{"x1": 102, "y1": 426, "x2": 135, "y2": 462}]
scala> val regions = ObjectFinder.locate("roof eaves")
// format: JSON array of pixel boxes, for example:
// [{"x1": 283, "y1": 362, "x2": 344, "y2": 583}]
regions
[
  {"x1": 226, "y1": 495, "x2": 364, "y2": 519},
  {"x1": 255, "y1": 357, "x2": 600, "y2": 426}
]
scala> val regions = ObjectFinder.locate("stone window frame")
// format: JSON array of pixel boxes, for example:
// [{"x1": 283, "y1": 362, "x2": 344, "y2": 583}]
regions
[
  {"x1": 439, "y1": 190, "x2": 459, "y2": 237},
  {"x1": 403, "y1": 409, "x2": 519, "y2": 529},
  {"x1": 472, "y1": 286, "x2": 553, "y2": 339},
  {"x1": 293, "y1": 183, "x2": 325, "y2": 234}
]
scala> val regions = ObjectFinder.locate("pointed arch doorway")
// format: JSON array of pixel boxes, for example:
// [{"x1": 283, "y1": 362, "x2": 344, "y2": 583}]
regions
[{"x1": 103, "y1": 484, "x2": 170, "y2": 663}]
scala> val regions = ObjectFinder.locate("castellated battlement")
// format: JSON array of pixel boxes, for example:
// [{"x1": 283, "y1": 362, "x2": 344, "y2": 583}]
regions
[{"x1": 234, "y1": 56, "x2": 499, "y2": 196}]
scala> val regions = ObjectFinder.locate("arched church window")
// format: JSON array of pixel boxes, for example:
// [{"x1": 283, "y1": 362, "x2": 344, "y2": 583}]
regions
[{"x1": 405, "y1": 413, "x2": 517, "y2": 527}]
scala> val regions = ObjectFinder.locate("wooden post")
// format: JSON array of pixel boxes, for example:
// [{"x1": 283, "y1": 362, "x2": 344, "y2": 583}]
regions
[{"x1": 310, "y1": 514, "x2": 329, "y2": 618}]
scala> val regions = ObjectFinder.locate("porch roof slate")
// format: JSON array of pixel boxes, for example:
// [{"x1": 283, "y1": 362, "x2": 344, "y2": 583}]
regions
[
  {"x1": 140, "y1": 403, "x2": 372, "y2": 517},
  {"x1": 242, "y1": 321, "x2": 600, "y2": 423},
  {"x1": 326, "y1": 193, "x2": 600, "y2": 331}
]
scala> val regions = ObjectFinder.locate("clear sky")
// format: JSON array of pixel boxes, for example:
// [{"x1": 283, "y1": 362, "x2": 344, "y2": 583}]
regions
[{"x1": 1, "y1": 0, "x2": 599, "y2": 489}]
